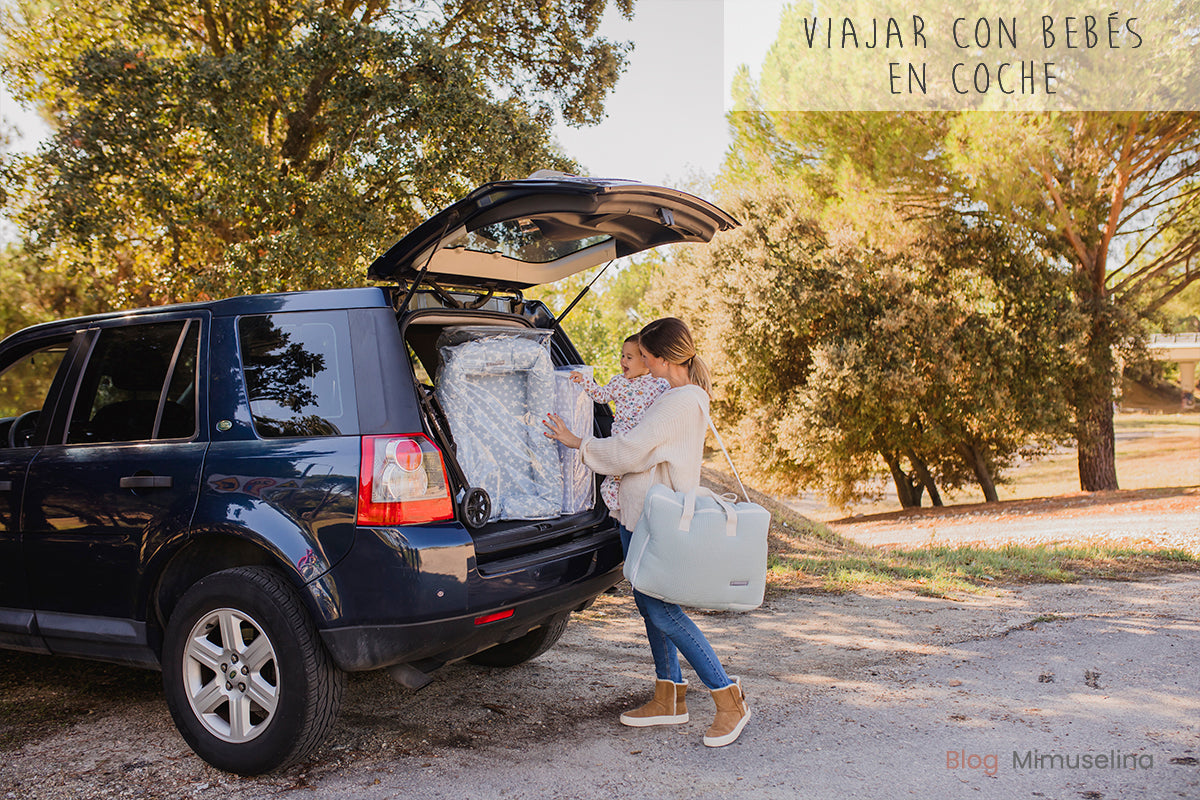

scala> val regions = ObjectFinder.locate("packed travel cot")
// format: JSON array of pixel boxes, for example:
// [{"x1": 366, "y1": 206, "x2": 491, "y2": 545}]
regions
[
  {"x1": 435, "y1": 326, "x2": 568, "y2": 521},
  {"x1": 553, "y1": 365, "x2": 596, "y2": 515}
]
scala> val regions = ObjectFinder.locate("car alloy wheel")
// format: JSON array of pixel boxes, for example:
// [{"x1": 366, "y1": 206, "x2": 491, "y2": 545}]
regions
[{"x1": 182, "y1": 607, "x2": 280, "y2": 743}]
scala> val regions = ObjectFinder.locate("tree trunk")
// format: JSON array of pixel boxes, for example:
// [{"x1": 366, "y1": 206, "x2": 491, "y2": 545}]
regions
[
  {"x1": 1076, "y1": 389, "x2": 1118, "y2": 491},
  {"x1": 883, "y1": 453, "x2": 923, "y2": 508},
  {"x1": 957, "y1": 441, "x2": 999, "y2": 502},
  {"x1": 1074, "y1": 303, "x2": 1121, "y2": 492},
  {"x1": 905, "y1": 449, "x2": 943, "y2": 506}
]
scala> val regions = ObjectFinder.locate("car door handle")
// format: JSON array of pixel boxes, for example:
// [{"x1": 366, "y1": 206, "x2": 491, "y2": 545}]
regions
[
  {"x1": 0, "y1": 481, "x2": 11, "y2": 491},
  {"x1": 120, "y1": 475, "x2": 173, "y2": 489}
]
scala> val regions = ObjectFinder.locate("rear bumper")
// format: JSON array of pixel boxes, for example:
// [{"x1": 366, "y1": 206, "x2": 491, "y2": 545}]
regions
[{"x1": 319, "y1": 563, "x2": 623, "y2": 671}]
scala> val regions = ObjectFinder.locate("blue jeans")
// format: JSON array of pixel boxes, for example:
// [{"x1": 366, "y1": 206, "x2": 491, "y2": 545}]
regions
[{"x1": 620, "y1": 525, "x2": 733, "y2": 690}]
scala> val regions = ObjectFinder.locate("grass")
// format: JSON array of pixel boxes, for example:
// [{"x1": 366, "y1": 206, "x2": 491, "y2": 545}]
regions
[
  {"x1": 705, "y1": 473, "x2": 1200, "y2": 600},
  {"x1": 766, "y1": 541, "x2": 1198, "y2": 599},
  {"x1": 997, "y1": 422, "x2": 1198, "y2": 502}
]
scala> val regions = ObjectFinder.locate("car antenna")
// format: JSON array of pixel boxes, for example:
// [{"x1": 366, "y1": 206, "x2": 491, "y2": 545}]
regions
[
  {"x1": 397, "y1": 215, "x2": 456, "y2": 312},
  {"x1": 555, "y1": 259, "x2": 615, "y2": 327}
]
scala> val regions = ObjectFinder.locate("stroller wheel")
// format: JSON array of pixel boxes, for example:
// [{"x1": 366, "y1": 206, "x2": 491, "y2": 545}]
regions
[{"x1": 460, "y1": 487, "x2": 491, "y2": 529}]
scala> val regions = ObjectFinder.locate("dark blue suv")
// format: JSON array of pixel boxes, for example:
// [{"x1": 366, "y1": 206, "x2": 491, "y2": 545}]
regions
[{"x1": 0, "y1": 175, "x2": 736, "y2": 774}]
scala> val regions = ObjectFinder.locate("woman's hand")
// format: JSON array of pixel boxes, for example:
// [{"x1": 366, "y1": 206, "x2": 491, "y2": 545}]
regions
[
  {"x1": 543, "y1": 413, "x2": 582, "y2": 449},
  {"x1": 568, "y1": 371, "x2": 584, "y2": 384}
]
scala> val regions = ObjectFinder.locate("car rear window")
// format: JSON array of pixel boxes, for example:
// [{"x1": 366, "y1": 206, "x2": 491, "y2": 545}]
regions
[
  {"x1": 445, "y1": 220, "x2": 610, "y2": 263},
  {"x1": 238, "y1": 310, "x2": 358, "y2": 438}
]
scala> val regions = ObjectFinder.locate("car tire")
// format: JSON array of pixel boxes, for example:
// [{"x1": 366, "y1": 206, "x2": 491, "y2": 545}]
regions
[
  {"x1": 466, "y1": 612, "x2": 571, "y2": 668},
  {"x1": 161, "y1": 566, "x2": 345, "y2": 775}
]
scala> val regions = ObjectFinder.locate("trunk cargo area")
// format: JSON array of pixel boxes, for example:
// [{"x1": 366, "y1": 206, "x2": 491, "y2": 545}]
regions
[{"x1": 402, "y1": 300, "x2": 611, "y2": 568}]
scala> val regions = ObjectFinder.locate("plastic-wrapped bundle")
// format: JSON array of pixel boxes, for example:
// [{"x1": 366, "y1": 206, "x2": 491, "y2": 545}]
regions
[
  {"x1": 554, "y1": 366, "x2": 596, "y2": 514},
  {"x1": 436, "y1": 327, "x2": 563, "y2": 521}
]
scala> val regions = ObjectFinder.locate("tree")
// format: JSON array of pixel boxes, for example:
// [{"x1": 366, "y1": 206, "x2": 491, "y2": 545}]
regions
[
  {"x1": 653, "y1": 182, "x2": 1074, "y2": 507},
  {"x1": 527, "y1": 253, "x2": 665, "y2": 380},
  {"x1": 945, "y1": 112, "x2": 1200, "y2": 490},
  {"x1": 726, "y1": 0, "x2": 1200, "y2": 491},
  {"x1": 0, "y1": 0, "x2": 634, "y2": 308}
]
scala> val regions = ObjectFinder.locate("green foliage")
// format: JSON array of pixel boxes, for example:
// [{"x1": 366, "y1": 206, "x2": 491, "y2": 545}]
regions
[
  {"x1": 0, "y1": 243, "x2": 105, "y2": 337},
  {"x1": 0, "y1": 0, "x2": 634, "y2": 309},
  {"x1": 1155, "y1": 280, "x2": 1200, "y2": 332},
  {"x1": 526, "y1": 254, "x2": 664, "y2": 380},
  {"x1": 658, "y1": 180, "x2": 1075, "y2": 507},
  {"x1": 722, "y1": 8, "x2": 1200, "y2": 493}
]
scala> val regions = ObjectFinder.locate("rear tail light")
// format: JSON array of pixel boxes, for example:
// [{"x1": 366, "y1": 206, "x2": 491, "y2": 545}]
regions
[{"x1": 358, "y1": 434, "x2": 454, "y2": 525}]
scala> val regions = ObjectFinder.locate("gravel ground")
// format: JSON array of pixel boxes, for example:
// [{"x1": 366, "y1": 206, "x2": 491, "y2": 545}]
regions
[
  {"x1": 3, "y1": 492, "x2": 1198, "y2": 800},
  {"x1": 2, "y1": 572, "x2": 1198, "y2": 800}
]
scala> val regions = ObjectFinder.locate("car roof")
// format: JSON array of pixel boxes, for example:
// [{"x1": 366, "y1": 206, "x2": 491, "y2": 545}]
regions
[{"x1": 0, "y1": 287, "x2": 394, "y2": 346}]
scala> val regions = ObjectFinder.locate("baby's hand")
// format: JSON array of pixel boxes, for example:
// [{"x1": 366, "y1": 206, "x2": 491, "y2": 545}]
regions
[{"x1": 569, "y1": 371, "x2": 584, "y2": 383}]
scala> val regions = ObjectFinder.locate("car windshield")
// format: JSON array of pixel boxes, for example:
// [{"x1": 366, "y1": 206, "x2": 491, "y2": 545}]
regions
[{"x1": 443, "y1": 219, "x2": 610, "y2": 264}]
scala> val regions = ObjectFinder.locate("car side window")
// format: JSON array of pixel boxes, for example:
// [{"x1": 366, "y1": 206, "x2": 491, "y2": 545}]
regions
[
  {"x1": 66, "y1": 320, "x2": 200, "y2": 444},
  {"x1": 238, "y1": 310, "x2": 358, "y2": 438},
  {"x1": 0, "y1": 342, "x2": 71, "y2": 448}
]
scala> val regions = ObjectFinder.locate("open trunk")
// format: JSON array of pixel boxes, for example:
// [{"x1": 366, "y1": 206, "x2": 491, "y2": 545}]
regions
[
  {"x1": 400, "y1": 292, "x2": 614, "y2": 569},
  {"x1": 380, "y1": 174, "x2": 737, "y2": 569}
]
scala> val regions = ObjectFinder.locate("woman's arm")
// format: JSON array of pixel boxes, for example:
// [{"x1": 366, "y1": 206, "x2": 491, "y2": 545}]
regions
[{"x1": 549, "y1": 391, "x2": 705, "y2": 479}]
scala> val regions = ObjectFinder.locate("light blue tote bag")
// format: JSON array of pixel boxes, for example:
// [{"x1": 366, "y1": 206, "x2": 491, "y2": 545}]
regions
[{"x1": 622, "y1": 412, "x2": 770, "y2": 611}]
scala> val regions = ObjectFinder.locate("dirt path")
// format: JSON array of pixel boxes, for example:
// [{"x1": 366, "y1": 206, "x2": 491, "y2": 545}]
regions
[
  {"x1": 3, "y1": 491, "x2": 1198, "y2": 799},
  {"x1": 3, "y1": 570, "x2": 1198, "y2": 800},
  {"x1": 823, "y1": 486, "x2": 1200, "y2": 554}
]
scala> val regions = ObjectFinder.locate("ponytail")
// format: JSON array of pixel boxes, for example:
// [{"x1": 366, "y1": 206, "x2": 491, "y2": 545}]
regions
[{"x1": 688, "y1": 354, "x2": 712, "y2": 396}]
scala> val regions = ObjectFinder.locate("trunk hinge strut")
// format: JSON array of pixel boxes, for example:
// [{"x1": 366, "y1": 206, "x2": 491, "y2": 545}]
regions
[
  {"x1": 396, "y1": 214, "x2": 456, "y2": 312},
  {"x1": 555, "y1": 259, "x2": 616, "y2": 327}
]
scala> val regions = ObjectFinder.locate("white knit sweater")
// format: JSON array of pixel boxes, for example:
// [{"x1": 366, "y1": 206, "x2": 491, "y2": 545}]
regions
[{"x1": 579, "y1": 384, "x2": 709, "y2": 529}]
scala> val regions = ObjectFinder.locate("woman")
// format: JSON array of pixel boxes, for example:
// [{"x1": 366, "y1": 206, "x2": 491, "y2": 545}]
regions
[{"x1": 543, "y1": 317, "x2": 750, "y2": 748}]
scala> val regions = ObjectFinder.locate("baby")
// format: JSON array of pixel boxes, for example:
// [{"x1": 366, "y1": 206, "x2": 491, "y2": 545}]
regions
[{"x1": 570, "y1": 333, "x2": 669, "y2": 515}]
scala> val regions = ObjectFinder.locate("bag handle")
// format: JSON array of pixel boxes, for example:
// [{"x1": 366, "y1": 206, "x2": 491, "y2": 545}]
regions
[{"x1": 679, "y1": 486, "x2": 739, "y2": 537}]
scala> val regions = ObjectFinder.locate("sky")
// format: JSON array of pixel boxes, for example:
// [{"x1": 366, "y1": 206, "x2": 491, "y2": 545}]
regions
[
  {"x1": 553, "y1": 0, "x2": 790, "y2": 185},
  {"x1": 0, "y1": 0, "x2": 791, "y2": 188}
]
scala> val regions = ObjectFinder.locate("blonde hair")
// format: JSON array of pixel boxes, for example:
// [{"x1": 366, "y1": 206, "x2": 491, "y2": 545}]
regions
[{"x1": 638, "y1": 317, "x2": 712, "y2": 396}]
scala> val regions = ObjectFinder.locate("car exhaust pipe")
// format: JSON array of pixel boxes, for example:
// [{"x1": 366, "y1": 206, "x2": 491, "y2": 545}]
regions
[{"x1": 386, "y1": 662, "x2": 435, "y2": 690}]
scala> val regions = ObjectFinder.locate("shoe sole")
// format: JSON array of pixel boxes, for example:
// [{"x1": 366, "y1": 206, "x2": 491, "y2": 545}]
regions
[
  {"x1": 619, "y1": 712, "x2": 689, "y2": 727},
  {"x1": 703, "y1": 708, "x2": 751, "y2": 747}
]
